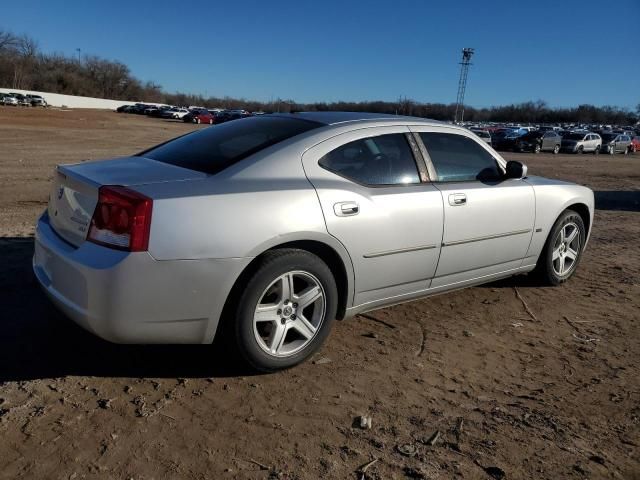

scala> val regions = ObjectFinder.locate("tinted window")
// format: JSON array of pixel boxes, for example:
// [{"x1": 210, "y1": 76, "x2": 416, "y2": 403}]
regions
[
  {"x1": 141, "y1": 116, "x2": 321, "y2": 174},
  {"x1": 565, "y1": 133, "x2": 585, "y2": 140},
  {"x1": 319, "y1": 134, "x2": 420, "y2": 186},
  {"x1": 420, "y1": 132, "x2": 501, "y2": 182}
]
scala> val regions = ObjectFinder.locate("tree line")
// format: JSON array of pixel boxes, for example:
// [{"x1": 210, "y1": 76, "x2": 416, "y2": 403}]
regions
[{"x1": 1, "y1": 29, "x2": 638, "y2": 125}]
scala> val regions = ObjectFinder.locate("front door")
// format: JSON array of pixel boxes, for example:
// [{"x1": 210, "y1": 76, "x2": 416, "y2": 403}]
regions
[
  {"x1": 302, "y1": 127, "x2": 444, "y2": 308},
  {"x1": 411, "y1": 127, "x2": 536, "y2": 288}
]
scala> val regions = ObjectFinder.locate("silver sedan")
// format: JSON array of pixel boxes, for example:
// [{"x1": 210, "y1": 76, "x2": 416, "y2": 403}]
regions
[{"x1": 33, "y1": 112, "x2": 594, "y2": 371}]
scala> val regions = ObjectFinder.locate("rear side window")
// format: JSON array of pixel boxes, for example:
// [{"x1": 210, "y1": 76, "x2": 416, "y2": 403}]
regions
[
  {"x1": 420, "y1": 132, "x2": 502, "y2": 182},
  {"x1": 319, "y1": 133, "x2": 420, "y2": 186},
  {"x1": 141, "y1": 116, "x2": 321, "y2": 174}
]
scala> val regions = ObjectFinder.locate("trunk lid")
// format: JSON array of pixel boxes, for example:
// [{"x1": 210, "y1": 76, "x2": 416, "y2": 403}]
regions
[{"x1": 47, "y1": 156, "x2": 206, "y2": 247}]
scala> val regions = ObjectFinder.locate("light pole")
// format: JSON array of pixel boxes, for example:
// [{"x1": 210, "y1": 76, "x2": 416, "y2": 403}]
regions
[
  {"x1": 76, "y1": 48, "x2": 81, "y2": 65},
  {"x1": 454, "y1": 48, "x2": 475, "y2": 124}
]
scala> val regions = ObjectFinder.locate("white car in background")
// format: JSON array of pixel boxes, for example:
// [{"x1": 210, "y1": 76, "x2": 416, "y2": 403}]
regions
[
  {"x1": 168, "y1": 107, "x2": 190, "y2": 119},
  {"x1": 470, "y1": 128, "x2": 492, "y2": 145},
  {"x1": 560, "y1": 132, "x2": 602, "y2": 154},
  {"x1": 1, "y1": 94, "x2": 19, "y2": 106}
]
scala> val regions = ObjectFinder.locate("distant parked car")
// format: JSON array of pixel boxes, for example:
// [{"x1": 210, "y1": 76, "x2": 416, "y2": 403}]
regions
[
  {"x1": 26, "y1": 94, "x2": 47, "y2": 107},
  {"x1": 600, "y1": 133, "x2": 632, "y2": 155},
  {"x1": 116, "y1": 104, "x2": 134, "y2": 113},
  {"x1": 131, "y1": 104, "x2": 153, "y2": 114},
  {"x1": 470, "y1": 128, "x2": 492, "y2": 145},
  {"x1": 1, "y1": 93, "x2": 18, "y2": 106},
  {"x1": 492, "y1": 130, "x2": 522, "y2": 151},
  {"x1": 560, "y1": 133, "x2": 602, "y2": 154},
  {"x1": 162, "y1": 107, "x2": 190, "y2": 119},
  {"x1": 515, "y1": 131, "x2": 562, "y2": 154},
  {"x1": 148, "y1": 106, "x2": 172, "y2": 118},
  {"x1": 11, "y1": 93, "x2": 31, "y2": 107},
  {"x1": 184, "y1": 109, "x2": 215, "y2": 124}
]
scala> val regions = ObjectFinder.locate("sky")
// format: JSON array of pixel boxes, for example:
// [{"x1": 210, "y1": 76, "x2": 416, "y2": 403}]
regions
[{"x1": 2, "y1": 0, "x2": 639, "y2": 109}]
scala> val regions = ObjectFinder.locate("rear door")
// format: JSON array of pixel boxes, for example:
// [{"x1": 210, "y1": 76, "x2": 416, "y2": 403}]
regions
[
  {"x1": 410, "y1": 127, "x2": 535, "y2": 289},
  {"x1": 302, "y1": 126, "x2": 444, "y2": 308}
]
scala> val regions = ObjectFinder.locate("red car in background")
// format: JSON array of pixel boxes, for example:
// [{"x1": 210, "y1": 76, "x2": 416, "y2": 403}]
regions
[
  {"x1": 183, "y1": 109, "x2": 214, "y2": 124},
  {"x1": 631, "y1": 136, "x2": 640, "y2": 153}
]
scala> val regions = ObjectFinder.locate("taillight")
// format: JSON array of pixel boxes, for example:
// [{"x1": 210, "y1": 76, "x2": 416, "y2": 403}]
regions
[{"x1": 87, "y1": 185, "x2": 152, "y2": 252}]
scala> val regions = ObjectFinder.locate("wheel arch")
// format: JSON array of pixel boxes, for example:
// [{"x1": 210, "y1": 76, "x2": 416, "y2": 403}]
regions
[
  {"x1": 218, "y1": 236, "x2": 354, "y2": 339},
  {"x1": 566, "y1": 202, "x2": 591, "y2": 238}
]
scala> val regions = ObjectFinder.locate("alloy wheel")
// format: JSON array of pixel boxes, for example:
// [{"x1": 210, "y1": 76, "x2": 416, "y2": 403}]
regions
[
  {"x1": 552, "y1": 222, "x2": 581, "y2": 277},
  {"x1": 253, "y1": 271, "x2": 326, "y2": 357}
]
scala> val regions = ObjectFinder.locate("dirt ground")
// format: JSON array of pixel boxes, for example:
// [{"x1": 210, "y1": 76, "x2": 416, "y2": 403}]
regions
[{"x1": 0, "y1": 107, "x2": 638, "y2": 480}]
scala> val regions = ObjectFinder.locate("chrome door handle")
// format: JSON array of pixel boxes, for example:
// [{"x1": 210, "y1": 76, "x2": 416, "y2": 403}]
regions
[
  {"x1": 334, "y1": 202, "x2": 359, "y2": 217},
  {"x1": 449, "y1": 193, "x2": 467, "y2": 206}
]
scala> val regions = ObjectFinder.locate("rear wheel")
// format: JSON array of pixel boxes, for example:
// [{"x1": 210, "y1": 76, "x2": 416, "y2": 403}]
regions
[
  {"x1": 209, "y1": 118, "x2": 213, "y2": 124},
  {"x1": 534, "y1": 143, "x2": 541, "y2": 154},
  {"x1": 594, "y1": 145, "x2": 600, "y2": 155},
  {"x1": 234, "y1": 249, "x2": 338, "y2": 371},
  {"x1": 535, "y1": 210, "x2": 585, "y2": 286},
  {"x1": 609, "y1": 145, "x2": 615, "y2": 155},
  {"x1": 623, "y1": 146, "x2": 629, "y2": 155},
  {"x1": 553, "y1": 144, "x2": 560, "y2": 154}
]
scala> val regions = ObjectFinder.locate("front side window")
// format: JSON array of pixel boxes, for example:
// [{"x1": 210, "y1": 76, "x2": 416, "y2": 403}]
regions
[
  {"x1": 419, "y1": 132, "x2": 502, "y2": 182},
  {"x1": 319, "y1": 134, "x2": 420, "y2": 186}
]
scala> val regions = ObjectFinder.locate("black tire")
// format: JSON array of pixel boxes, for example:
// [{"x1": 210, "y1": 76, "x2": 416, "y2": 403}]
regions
[
  {"x1": 594, "y1": 145, "x2": 600, "y2": 155},
  {"x1": 234, "y1": 249, "x2": 338, "y2": 372},
  {"x1": 534, "y1": 143, "x2": 541, "y2": 154},
  {"x1": 553, "y1": 144, "x2": 560, "y2": 154},
  {"x1": 534, "y1": 209, "x2": 586, "y2": 286},
  {"x1": 576, "y1": 146, "x2": 584, "y2": 154}
]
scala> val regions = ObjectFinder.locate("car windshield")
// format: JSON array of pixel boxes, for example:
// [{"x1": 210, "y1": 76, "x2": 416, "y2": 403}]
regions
[
  {"x1": 141, "y1": 116, "x2": 322, "y2": 174},
  {"x1": 565, "y1": 133, "x2": 585, "y2": 140}
]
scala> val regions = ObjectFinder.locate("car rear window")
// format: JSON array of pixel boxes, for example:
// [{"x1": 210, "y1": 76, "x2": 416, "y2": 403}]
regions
[{"x1": 140, "y1": 116, "x2": 321, "y2": 174}]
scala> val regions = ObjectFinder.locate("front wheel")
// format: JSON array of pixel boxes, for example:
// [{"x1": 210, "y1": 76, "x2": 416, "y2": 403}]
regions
[
  {"x1": 234, "y1": 249, "x2": 338, "y2": 371},
  {"x1": 534, "y1": 144, "x2": 541, "y2": 154},
  {"x1": 535, "y1": 210, "x2": 585, "y2": 286},
  {"x1": 576, "y1": 146, "x2": 584, "y2": 154},
  {"x1": 609, "y1": 145, "x2": 615, "y2": 155}
]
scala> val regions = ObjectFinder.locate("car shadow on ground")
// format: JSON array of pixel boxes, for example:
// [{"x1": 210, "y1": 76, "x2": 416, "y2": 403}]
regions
[
  {"x1": 0, "y1": 237, "x2": 255, "y2": 382},
  {"x1": 594, "y1": 190, "x2": 640, "y2": 212}
]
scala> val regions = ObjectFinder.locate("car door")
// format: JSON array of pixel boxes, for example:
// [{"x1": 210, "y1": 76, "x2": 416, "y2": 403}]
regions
[
  {"x1": 543, "y1": 132, "x2": 554, "y2": 150},
  {"x1": 410, "y1": 127, "x2": 535, "y2": 289},
  {"x1": 302, "y1": 126, "x2": 444, "y2": 308}
]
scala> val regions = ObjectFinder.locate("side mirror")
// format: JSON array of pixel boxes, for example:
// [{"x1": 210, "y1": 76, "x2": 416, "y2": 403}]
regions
[{"x1": 505, "y1": 160, "x2": 527, "y2": 179}]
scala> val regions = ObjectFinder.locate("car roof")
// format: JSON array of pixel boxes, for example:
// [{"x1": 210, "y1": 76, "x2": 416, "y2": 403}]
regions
[{"x1": 269, "y1": 111, "x2": 444, "y2": 127}]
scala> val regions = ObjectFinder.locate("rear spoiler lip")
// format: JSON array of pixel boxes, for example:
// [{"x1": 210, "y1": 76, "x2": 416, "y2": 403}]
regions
[{"x1": 56, "y1": 164, "x2": 101, "y2": 188}]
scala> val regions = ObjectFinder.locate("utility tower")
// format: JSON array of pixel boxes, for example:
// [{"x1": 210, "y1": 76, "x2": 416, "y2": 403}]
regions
[{"x1": 454, "y1": 48, "x2": 474, "y2": 123}]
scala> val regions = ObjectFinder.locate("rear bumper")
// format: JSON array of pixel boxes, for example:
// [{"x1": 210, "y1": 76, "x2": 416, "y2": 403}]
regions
[{"x1": 33, "y1": 212, "x2": 251, "y2": 344}]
